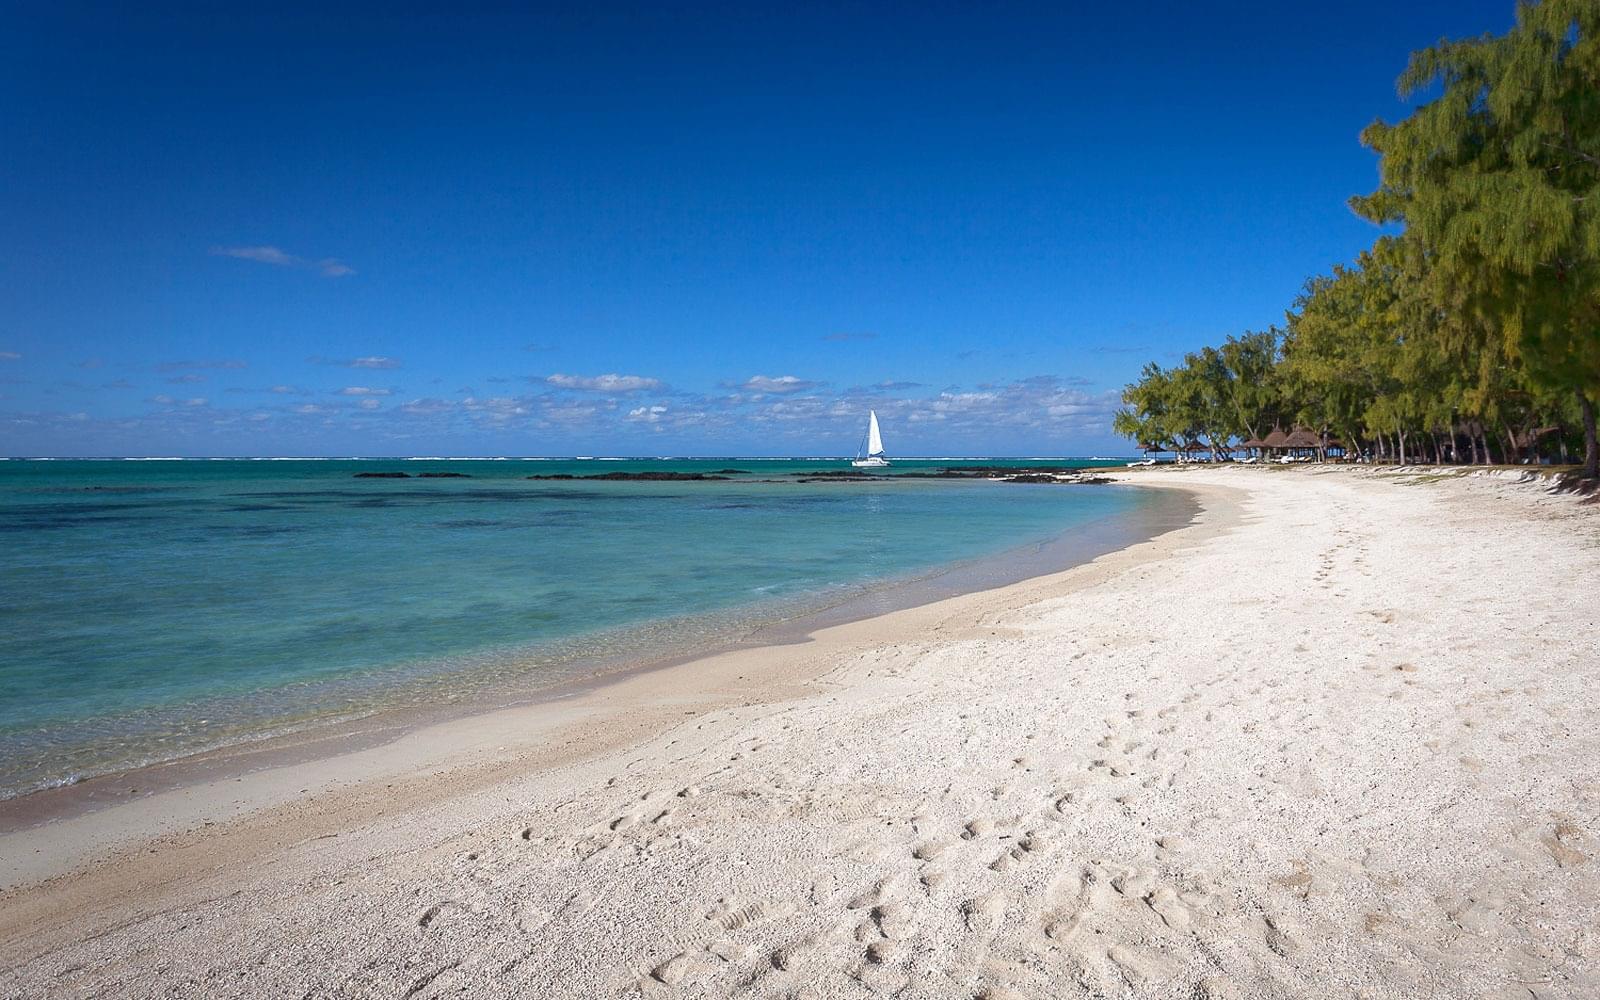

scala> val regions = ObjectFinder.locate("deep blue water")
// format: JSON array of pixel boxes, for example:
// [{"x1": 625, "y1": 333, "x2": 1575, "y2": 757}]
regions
[{"x1": 0, "y1": 457, "x2": 1144, "y2": 798}]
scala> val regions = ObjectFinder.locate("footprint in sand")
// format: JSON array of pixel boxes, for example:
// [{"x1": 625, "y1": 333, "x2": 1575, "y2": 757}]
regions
[
  {"x1": 1143, "y1": 886, "x2": 1196, "y2": 931},
  {"x1": 846, "y1": 883, "x2": 889, "y2": 912},
  {"x1": 962, "y1": 818, "x2": 996, "y2": 840},
  {"x1": 417, "y1": 901, "x2": 452, "y2": 929},
  {"x1": 1540, "y1": 821, "x2": 1590, "y2": 868},
  {"x1": 961, "y1": 890, "x2": 1006, "y2": 934},
  {"x1": 1107, "y1": 944, "x2": 1180, "y2": 987},
  {"x1": 648, "y1": 952, "x2": 692, "y2": 986},
  {"x1": 989, "y1": 830, "x2": 1049, "y2": 874},
  {"x1": 768, "y1": 934, "x2": 817, "y2": 972},
  {"x1": 1261, "y1": 914, "x2": 1298, "y2": 958},
  {"x1": 708, "y1": 897, "x2": 786, "y2": 933},
  {"x1": 913, "y1": 839, "x2": 954, "y2": 861},
  {"x1": 973, "y1": 987, "x2": 1028, "y2": 1000}
]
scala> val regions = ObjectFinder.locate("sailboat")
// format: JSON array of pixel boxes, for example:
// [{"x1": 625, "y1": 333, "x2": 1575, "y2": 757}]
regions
[{"x1": 851, "y1": 410, "x2": 890, "y2": 468}]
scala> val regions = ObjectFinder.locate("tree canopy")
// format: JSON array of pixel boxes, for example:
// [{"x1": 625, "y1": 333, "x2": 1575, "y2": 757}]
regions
[{"x1": 1114, "y1": 1, "x2": 1598, "y2": 476}]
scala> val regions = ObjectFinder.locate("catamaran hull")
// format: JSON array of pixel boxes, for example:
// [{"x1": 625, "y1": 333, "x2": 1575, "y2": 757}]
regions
[{"x1": 850, "y1": 457, "x2": 890, "y2": 468}]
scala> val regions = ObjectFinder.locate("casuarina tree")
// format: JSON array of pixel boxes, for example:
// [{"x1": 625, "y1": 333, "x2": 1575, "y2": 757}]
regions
[{"x1": 1352, "y1": 0, "x2": 1600, "y2": 477}]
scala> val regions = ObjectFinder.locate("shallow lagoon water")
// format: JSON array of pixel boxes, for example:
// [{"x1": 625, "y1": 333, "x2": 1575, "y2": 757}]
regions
[{"x1": 0, "y1": 457, "x2": 1146, "y2": 798}]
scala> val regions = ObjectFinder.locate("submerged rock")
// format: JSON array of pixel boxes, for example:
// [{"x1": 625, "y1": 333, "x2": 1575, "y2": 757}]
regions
[
  {"x1": 525, "y1": 471, "x2": 730, "y2": 481},
  {"x1": 354, "y1": 471, "x2": 410, "y2": 478},
  {"x1": 790, "y1": 465, "x2": 1116, "y2": 483}
]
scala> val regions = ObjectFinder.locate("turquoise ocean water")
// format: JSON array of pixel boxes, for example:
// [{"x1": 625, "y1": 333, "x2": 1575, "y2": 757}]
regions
[{"x1": 0, "y1": 457, "x2": 1151, "y2": 799}]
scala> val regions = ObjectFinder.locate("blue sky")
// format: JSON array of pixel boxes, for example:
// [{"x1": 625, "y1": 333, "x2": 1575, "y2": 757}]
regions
[{"x1": 2, "y1": 2, "x2": 1514, "y2": 457}]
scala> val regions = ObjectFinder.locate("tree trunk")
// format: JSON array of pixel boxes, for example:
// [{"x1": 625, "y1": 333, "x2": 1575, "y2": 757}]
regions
[
  {"x1": 1397, "y1": 429, "x2": 1407, "y2": 466},
  {"x1": 1434, "y1": 433, "x2": 1444, "y2": 465},
  {"x1": 1580, "y1": 389, "x2": 1599, "y2": 479}
]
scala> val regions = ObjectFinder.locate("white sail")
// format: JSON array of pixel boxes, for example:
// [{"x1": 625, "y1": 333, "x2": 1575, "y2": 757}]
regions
[{"x1": 852, "y1": 411, "x2": 890, "y2": 468}]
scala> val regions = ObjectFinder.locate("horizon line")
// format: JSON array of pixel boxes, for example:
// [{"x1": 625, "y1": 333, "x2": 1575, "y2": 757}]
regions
[{"x1": 0, "y1": 454, "x2": 1136, "y2": 462}]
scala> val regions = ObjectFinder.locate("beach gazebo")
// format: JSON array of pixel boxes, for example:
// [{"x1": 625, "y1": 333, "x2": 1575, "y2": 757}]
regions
[
  {"x1": 1259, "y1": 427, "x2": 1290, "y2": 458},
  {"x1": 1279, "y1": 427, "x2": 1342, "y2": 461},
  {"x1": 1187, "y1": 439, "x2": 1235, "y2": 462},
  {"x1": 1174, "y1": 438, "x2": 1213, "y2": 462},
  {"x1": 1281, "y1": 428, "x2": 1321, "y2": 459},
  {"x1": 1239, "y1": 435, "x2": 1268, "y2": 461}
]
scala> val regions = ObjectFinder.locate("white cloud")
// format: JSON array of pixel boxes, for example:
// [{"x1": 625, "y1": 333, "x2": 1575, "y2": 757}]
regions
[
  {"x1": 546, "y1": 373, "x2": 662, "y2": 393},
  {"x1": 397, "y1": 398, "x2": 453, "y2": 416},
  {"x1": 307, "y1": 355, "x2": 402, "y2": 369},
  {"x1": 12, "y1": 369, "x2": 1122, "y2": 455},
  {"x1": 141, "y1": 393, "x2": 206, "y2": 410},
  {"x1": 212, "y1": 245, "x2": 355, "y2": 278},
  {"x1": 626, "y1": 405, "x2": 669, "y2": 423},
  {"x1": 0, "y1": 351, "x2": 20, "y2": 360},
  {"x1": 213, "y1": 245, "x2": 298, "y2": 266},
  {"x1": 738, "y1": 375, "x2": 820, "y2": 395}
]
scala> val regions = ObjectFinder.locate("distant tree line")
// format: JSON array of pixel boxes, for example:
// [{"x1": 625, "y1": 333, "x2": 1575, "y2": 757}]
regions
[{"x1": 1115, "y1": 0, "x2": 1599, "y2": 478}]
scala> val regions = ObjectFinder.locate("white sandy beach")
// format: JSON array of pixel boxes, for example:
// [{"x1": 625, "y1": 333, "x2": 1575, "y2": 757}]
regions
[{"x1": 1, "y1": 467, "x2": 1596, "y2": 998}]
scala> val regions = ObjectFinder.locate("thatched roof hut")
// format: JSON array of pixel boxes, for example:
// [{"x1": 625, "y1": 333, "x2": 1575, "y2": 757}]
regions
[
  {"x1": 1282, "y1": 428, "x2": 1323, "y2": 450},
  {"x1": 1259, "y1": 427, "x2": 1290, "y2": 449}
]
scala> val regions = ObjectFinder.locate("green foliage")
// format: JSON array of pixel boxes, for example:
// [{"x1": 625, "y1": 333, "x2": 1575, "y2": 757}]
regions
[
  {"x1": 1354, "y1": 0, "x2": 1599, "y2": 472},
  {"x1": 1116, "y1": 333, "x2": 1284, "y2": 456},
  {"x1": 1110, "y1": 2, "x2": 1598, "y2": 475}
]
